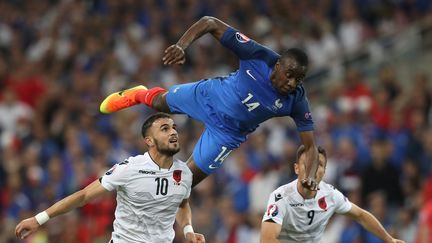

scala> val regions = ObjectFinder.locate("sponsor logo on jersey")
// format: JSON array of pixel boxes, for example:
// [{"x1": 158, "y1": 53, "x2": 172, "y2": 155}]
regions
[
  {"x1": 267, "y1": 204, "x2": 279, "y2": 217},
  {"x1": 105, "y1": 164, "x2": 117, "y2": 175},
  {"x1": 235, "y1": 32, "x2": 250, "y2": 43},
  {"x1": 318, "y1": 197, "x2": 327, "y2": 211},
  {"x1": 138, "y1": 170, "x2": 156, "y2": 175},
  {"x1": 289, "y1": 203, "x2": 304, "y2": 207},
  {"x1": 274, "y1": 193, "x2": 283, "y2": 202},
  {"x1": 173, "y1": 170, "x2": 182, "y2": 185},
  {"x1": 304, "y1": 112, "x2": 312, "y2": 120},
  {"x1": 246, "y1": 69, "x2": 257, "y2": 80}
]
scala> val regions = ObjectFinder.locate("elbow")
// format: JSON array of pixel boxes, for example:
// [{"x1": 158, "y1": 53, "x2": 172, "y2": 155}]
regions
[
  {"x1": 76, "y1": 190, "x2": 90, "y2": 207},
  {"x1": 200, "y1": 16, "x2": 219, "y2": 32}
]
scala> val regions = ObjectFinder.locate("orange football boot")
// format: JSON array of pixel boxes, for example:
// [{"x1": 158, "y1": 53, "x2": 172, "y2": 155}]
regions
[{"x1": 100, "y1": 85, "x2": 147, "y2": 113}]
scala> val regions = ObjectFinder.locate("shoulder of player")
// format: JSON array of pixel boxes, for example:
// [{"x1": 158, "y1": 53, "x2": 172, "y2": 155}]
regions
[
  {"x1": 272, "y1": 181, "x2": 297, "y2": 199},
  {"x1": 318, "y1": 181, "x2": 339, "y2": 194},
  {"x1": 172, "y1": 159, "x2": 193, "y2": 175}
]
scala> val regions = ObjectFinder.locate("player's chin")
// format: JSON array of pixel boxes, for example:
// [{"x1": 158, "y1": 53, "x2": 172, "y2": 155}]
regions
[{"x1": 169, "y1": 143, "x2": 180, "y2": 151}]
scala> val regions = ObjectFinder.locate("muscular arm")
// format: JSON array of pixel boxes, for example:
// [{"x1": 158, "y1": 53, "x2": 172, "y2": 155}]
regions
[
  {"x1": 45, "y1": 180, "x2": 109, "y2": 218},
  {"x1": 176, "y1": 16, "x2": 229, "y2": 50},
  {"x1": 344, "y1": 203, "x2": 401, "y2": 243},
  {"x1": 176, "y1": 199, "x2": 192, "y2": 229},
  {"x1": 15, "y1": 180, "x2": 109, "y2": 239},
  {"x1": 260, "y1": 220, "x2": 281, "y2": 243},
  {"x1": 163, "y1": 16, "x2": 229, "y2": 65},
  {"x1": 298, "y1": 131, "x2": 319, "y2": 189}
]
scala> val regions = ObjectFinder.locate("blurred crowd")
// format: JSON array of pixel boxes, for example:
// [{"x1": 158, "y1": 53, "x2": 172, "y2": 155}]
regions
[{"x1": 0, "y1": 0, "x2": 431, "y2": 243}]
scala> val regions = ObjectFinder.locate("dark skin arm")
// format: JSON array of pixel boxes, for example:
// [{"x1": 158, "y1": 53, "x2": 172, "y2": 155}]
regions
[
  {"x1": 298, "y1": 131, "x2": 319, "y2": 190},
  {"x1": 162, "y1": 16, "x2": 229, "y2": 65}
]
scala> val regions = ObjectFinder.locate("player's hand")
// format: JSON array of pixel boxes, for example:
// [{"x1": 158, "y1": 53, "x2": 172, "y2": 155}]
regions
[
  {"x1": 162, "y1": 44, "x2": 186, "y2": 65},
  {"x1": 185, "y1": 232, "x2": 206, "y2": 243},
  {"x1": 301, "y1": 177, "x2": 319, "y2": 191},
  {"x1": 15, "y1": 217, "x2": 40, "y2": 239}
]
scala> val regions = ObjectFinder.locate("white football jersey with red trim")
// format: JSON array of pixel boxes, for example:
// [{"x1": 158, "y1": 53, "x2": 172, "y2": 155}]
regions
[
  {"x1": 101, "y1": 152, "x2": 192, "y2": 243},
  {"x1": 262, "y1": 179, "x2": 352, "y2": 243}
]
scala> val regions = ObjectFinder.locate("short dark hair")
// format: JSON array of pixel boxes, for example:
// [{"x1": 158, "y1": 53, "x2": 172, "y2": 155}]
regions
[
  {"x1": 296, "y1": 145, "x2": 327, "y2": 165},
  {"x1": 281, "y1": 48, "x2": 309, "y2": 68},
  {"x1": 141, "y1": 112, "x2": 172, "y2": 138}
]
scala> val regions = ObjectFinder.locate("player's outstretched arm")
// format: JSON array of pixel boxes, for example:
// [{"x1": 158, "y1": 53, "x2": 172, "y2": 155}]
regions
[
  {"x1": 344, "y1": 203, "x2": 405, "y2": 243},
  {"x1": 260, "y1": 220, "x2": 282, "y2": 243},
  {"x1": 162, "y1": 16, "x2": 229, "y2": 65},
  {"x1": 176, "y1": 199, "x2": 205, "y2": 243},
  {"x1": 15, "y1": 180, "x2": 109, "y2": 240},
  {"x1": 298, "y1": 131, "x2": 319, "y2": 190}
]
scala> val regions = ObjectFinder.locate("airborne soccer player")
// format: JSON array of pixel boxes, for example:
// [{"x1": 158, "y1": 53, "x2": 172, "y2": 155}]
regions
[{"x1": 100, "y1": 16, "x2": 319, "y2": 190}]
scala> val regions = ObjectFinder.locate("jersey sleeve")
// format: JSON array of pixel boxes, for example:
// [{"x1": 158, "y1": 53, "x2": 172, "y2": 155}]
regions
[
  {"x1": 100, "y1": 160, "x2": 131, "y2": 191},
  {"x1": 184, "y1": 173, "x2": 192, "y2": 199},
  {"x1": 290, "y1": 86, "x2": 314, "y2": 132},
  {"x1": 333, "y1": 188, "x2": 352, "y2": 214},
  {"x1": 220, "y1": 27, "x2": 280, "y2": 65},
  {"x1": 262, "y1": 190, "x2": 286, "y2": 225}
]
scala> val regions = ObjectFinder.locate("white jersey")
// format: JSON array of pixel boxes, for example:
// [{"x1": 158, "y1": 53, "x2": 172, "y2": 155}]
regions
[
  {"x1": 100, "y1": 152, "x2": 192, "y2": 243},
  {"x1": 262, "y1": 179, "x2": 352, "y2": 243}
]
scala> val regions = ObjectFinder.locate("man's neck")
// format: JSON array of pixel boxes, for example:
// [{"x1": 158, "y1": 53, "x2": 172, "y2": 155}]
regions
[
  {"x1": 297, "y1": 181, "x2": 317, "y2": 199},
  {"x1": 149, "y1": 150, "x2": 173, "y2": 169}
]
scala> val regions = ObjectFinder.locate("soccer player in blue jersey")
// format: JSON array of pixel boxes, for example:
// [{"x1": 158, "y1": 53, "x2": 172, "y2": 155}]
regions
[{"x1": 100, "y1": 16, "x2": 319, "y2": 190}]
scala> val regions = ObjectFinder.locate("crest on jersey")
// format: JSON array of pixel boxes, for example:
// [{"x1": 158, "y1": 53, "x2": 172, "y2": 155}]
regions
[
  {"x1": 105, "y1": 164, "x2": 117, "y2": 175},
  {"x1": 267, "y1": 204, "x2": 279, "y2": 217},
  {"x1": 173, "y1": 170, "x2": 182, "y2": 185},
  {"x1": 235, "y1": 32, "x2": 250, "y2": 43},
  {"x1": 318, "y1": 197, "x2": 327, "y2": 211}
]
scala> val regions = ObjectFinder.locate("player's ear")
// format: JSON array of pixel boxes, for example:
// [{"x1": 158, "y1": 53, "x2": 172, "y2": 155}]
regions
[
  {"x1": 294, "y1": 162, "x2": 299, "y2": 175},
  {"x1": 144, "y1": 136, "x2": 154, "y2": 147}
]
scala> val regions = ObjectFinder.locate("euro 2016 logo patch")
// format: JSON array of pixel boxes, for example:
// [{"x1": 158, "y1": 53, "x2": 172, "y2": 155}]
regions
[
  {"x1": 105, "y1": 164, "x2": 117, "y2": 175},
  {"x1": 304, "y1": 112, "x2": 312, "y2": 120},
  {"x1": 173, "y1": 170, "x2": 182, "y2": 185},
  {"x1": 267, "y1": 204, "x2": 279, "y2": 217},
  {"x1": 235, "y1": 32, "x2": 250, "y2": 43}
]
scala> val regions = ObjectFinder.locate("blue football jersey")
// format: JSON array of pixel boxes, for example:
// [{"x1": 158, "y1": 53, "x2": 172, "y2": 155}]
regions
[{"x1": 198, "y1": 27, "x2": 314, "y2": 134}]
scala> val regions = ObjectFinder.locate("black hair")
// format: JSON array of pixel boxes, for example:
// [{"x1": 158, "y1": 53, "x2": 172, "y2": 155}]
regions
[
  {"x1": 280, "y1": 48, "x2": 309, "y2": 69},
  {"x1": 295, "y1": 145, "x2": 327, "y2": 165},
  {"x1": 141, "y1": 112, "x2": 172, "y2": 138}
]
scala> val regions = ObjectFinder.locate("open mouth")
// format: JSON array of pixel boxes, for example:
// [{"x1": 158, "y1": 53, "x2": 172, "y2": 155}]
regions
[{"x1": 169, "y1": 138, "x2": 178, "y2": 143}]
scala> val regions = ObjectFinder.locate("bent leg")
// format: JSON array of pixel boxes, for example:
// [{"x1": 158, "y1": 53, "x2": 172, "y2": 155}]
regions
[
  {"x1": 135, "y1": 87, "x2": 171, "y2": 113},
  {"x1": 187, "y1": 128, "x2": 237, "y2": 187},
  {"x1": 186, "y1": 156, "x2": 208, "y2": 188},
  {"x1": 152, "y1": 92, "x2": 171, "y2": 113}
]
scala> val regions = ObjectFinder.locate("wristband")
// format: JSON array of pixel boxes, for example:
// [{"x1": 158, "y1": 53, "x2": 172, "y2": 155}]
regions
[
  {"x1": 183, "y1": 224, "x2": 194, "y2": 237},
  {"x1": 35, "y1": 211, "x2": 50, "y2": 225}
]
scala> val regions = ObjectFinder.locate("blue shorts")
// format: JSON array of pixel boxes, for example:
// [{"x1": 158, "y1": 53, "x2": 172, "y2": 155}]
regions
[{"x1": 166, "y1": 81, "x2": 244, "y2": 174}]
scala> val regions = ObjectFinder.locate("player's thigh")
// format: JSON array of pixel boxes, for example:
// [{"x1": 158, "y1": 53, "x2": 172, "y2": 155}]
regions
[
  {"x1": 165, "y1": 82, "x2": 209, "y2": 123},
  {"x1": 192, "y1": 128, "x2": 238, "y2": 175}
]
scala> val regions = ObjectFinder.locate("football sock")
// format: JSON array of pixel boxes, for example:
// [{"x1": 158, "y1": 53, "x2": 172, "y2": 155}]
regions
[{"x1": 135, "y1": 87, "x2": 167, "y2": 107}]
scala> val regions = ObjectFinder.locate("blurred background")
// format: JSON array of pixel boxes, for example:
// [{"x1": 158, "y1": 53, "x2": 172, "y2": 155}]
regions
[{"x1": 0, "y1": 0, "x2": 431, "y2": 242}]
